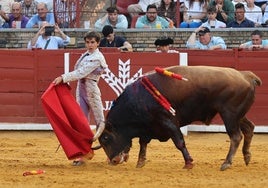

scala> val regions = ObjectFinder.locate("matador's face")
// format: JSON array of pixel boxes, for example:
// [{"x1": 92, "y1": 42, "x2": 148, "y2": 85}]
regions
[{"x1": 85, "y1": 38, "x2": 99, "y2": 53}]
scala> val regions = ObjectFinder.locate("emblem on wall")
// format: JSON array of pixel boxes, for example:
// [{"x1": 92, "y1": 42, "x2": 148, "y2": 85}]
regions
[{"x1": 101, "y1": 59, "x2": 143, "y2": 96}]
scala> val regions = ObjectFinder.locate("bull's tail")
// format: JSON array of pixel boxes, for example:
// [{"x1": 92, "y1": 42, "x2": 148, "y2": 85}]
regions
[{"x1": 241, "y1": 71, "x2": 262, "y2": 86}]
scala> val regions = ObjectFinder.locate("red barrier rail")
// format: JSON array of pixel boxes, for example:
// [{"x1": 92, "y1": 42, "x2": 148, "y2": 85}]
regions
[
  {"x1": 0, "y1": 49, "x2": 179, "y2": 124},
  {"x1": 0, "y1": 49, "x2": 267, "y2": 126}
]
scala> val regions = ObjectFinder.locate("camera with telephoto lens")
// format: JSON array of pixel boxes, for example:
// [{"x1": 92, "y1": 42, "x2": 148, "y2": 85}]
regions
[{"x1": 44, "y1": 26, "x2": 55, "y2": 36}]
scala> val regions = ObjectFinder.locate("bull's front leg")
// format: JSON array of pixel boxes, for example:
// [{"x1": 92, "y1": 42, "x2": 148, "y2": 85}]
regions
[
  {"x1": 136, "y1": 138, "x2": 148, "y2": 168},
  {"x1": 172, "y1": 127, "x2": 194, "y2": 169}
]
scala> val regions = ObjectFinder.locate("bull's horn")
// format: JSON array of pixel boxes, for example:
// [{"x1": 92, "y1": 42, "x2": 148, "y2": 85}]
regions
[
  {"x1": 91, "y1": 145, "x2": 102, "y2": 150},
  {"x1": 92, "y1": 121, "x2": 105, "y2": 142}
]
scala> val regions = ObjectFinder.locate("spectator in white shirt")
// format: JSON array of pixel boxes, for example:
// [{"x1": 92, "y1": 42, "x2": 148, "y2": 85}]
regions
[
  {"x1": 201, "y1": 6, "x2": 226, "y2": 28},
  {"x1": 244, "y1": 0, "x2": 263, "y2": 27},
  {"x1": 263, "y1": 4, "x2": 268, "y2": 24},
  {"x1": 254, "y1": 0, "x2": 267, "y2": 13}
]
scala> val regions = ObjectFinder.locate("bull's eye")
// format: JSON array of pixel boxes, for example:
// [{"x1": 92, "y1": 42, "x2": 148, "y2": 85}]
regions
[{"x1": 100, "y1": 135, "x2": 110, "y2": 144}]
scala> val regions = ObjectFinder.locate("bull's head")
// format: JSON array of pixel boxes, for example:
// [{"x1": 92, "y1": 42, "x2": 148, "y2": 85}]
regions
[{"x1": 98, "y1": 121, "x2": 131, "y2": 165}]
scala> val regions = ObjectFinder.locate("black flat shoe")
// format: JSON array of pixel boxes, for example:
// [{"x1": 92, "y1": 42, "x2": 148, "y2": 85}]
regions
[{"x1": 72, "y1": 158, "x2": 85, "y2": 166}]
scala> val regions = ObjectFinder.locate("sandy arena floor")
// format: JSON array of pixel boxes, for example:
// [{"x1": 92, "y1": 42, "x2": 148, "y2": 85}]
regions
[{"x1": 0, "y1": 131, "x2": 267, "y2": 188}]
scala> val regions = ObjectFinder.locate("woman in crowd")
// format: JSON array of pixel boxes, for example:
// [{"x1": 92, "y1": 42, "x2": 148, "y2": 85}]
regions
[
  {"x1": 180, "y1": 0, "x2": 208, "y2": 28},
  {"x1": 157, "y1": 0, "x2": 177, "y2": 27}
]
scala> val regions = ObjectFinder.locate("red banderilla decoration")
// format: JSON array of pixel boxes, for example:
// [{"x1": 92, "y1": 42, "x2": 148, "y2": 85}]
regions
[
  {"x1": 155, "y1": 67, "x2": 188, "y2": 81},
  {"x1": 141, "y1": 76, "x2": 176, "y2": 116},
  {"x1": 23, "y1": 169, "x2": 45, "y2": 176}
]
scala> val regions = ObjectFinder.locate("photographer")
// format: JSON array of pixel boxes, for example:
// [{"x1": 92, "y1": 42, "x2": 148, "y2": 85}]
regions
[{"x1": 27, "y1": 22, "x2": 70, "y2": 49}]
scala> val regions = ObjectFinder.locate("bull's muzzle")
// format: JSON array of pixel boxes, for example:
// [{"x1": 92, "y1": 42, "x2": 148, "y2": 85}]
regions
[{"x1": 109, "y1": 152, "x2": 129, "y2": 165}]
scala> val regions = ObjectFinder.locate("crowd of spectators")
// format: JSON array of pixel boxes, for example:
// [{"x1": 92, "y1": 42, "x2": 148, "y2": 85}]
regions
[{"x1": 1, "y1": 0, "x2": 268, "y2": 29}]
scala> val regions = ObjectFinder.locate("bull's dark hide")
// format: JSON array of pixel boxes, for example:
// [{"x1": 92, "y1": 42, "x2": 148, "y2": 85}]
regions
[{"x1": 99, "y1": 66, "x2": 261, "y2": 171}]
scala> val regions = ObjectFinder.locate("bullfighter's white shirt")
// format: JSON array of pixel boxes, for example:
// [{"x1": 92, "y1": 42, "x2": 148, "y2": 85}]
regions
[{"x1": 62, "y1": 48, "x2": 107, "y2": 83}]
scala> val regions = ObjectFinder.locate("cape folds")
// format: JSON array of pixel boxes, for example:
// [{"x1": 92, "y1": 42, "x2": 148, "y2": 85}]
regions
[{"x1": 41, "y1": 83, "x2": 94, "y2": 160}]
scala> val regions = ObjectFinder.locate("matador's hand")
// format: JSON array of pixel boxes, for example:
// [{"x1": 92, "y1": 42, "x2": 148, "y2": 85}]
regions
[{"x1": 53, "y1": 76, "x2": 63, "y2": 85}]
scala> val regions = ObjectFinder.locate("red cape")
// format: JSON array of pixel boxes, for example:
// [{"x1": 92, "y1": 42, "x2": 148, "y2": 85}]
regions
[{"x1": 41, "y1": 83, "x2": 94, "y2": 160}]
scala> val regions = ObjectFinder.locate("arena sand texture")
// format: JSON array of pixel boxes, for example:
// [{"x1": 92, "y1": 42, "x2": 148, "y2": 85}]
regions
[{"x1": 0, "y1": 131, "x2": 267, "y2": 188}]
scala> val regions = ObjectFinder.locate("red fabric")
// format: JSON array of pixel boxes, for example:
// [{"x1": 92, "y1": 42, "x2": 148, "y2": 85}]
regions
[{"x1": 41, "y1": 83, "x2": 94, "y2": 160}]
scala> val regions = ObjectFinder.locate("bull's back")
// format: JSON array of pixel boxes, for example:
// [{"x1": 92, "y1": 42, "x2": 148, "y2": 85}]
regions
[
  {"x1": 153, "y1": 66, "x2": 260, "y2": 90},
  {"x1": 146, "y1": 66, "x2": 261, "y2": 110}
]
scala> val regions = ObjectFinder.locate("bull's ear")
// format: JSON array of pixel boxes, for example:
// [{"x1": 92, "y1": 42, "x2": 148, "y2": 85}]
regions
[
  {"x1": 105, "y1": 121, "x2": 118, "y2": 132},
  {"x1": 105, "y1": 121, "x2": 113, "y2": 132}
]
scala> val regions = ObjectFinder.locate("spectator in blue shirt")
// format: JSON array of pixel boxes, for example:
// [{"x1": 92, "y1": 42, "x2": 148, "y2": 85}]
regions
[
  {"x1": 99, "y1": 25, "x2": 133, "y2": 52},
  {"x1": 239, "y1": 30, "x2": 268, "y2": 49},
  {"x1": 135, "y1": 4, "x2": 170, "y2": 29},
  {"x1": 27, "y1": 22, "x2": 70, "y2": 49},
  {"x1": 94, "y1": 6, "x2": 128, "y2": 30},
  {"x1": 26, "y1": 2, "x2": 55, "y2": 28},
  {"x1": 227, "y1": 3, "x2": 254, "y2": 28},
  {"x1": 186, "y1": 26, "x2": 227, "y2": 50}
]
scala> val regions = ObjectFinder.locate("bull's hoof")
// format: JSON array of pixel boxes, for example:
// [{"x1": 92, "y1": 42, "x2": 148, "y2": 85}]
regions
[
  {"x1": 183, "y1": 163, "x2": 194, "y2": 169},
  {"x1": 136, "y1": 161, "x2": 145, "y2": 168},
  {"x1": 220, "y1": 162, "x2": 231, "y2": 171},
  {"x1": 244, "y1": 153, "x2": 251, "y2": 165}
]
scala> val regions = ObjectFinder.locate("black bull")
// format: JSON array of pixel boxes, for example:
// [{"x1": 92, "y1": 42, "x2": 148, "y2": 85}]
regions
[{"x1": 98, "y1": 66, "x2": 261, "y2": 171}]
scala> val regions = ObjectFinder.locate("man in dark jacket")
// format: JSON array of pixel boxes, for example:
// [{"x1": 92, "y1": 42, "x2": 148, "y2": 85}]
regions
[
  {"x1": 99, "y1": 25, "x2": 133, "y2": 52},
  {"x1": 227, "y1": 3, "x2": 255, "y2": 28}
]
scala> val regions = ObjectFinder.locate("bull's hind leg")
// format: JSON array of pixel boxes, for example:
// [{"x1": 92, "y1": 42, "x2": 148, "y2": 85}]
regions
[
  {"x1": 239, "y1": 117, "x2": 255, "y2": 166},
  {"x1": 221, "y1": 117, "x2": 243, "y2": 171}
]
